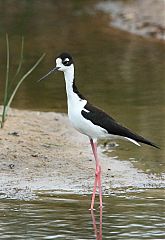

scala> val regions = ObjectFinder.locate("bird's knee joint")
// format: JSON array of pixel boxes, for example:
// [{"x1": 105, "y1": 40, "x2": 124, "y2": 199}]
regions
[{"x1": 95, "y1": 166, "x2": 101, "y2": 176}]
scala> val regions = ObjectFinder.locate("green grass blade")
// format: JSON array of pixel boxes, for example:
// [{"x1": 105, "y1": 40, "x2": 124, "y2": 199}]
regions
[
  {"x1": 15, "y1": 36, "x2": 24, "y2": 77},
  {"x1": 6, "y1": 53, "x2": 46, "y2": 109},
  {"x1": 1, "y1": 33, "x2": 10, "y2": 128}
]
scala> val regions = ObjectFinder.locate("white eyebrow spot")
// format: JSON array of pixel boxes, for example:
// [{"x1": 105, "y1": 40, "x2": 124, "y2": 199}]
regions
[{"x1": 64, "y1": 58, "x2": 69, "y2": 62}]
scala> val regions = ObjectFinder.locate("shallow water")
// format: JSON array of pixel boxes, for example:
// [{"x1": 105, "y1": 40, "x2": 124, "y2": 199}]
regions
[{"x1": 0, "y1": 190, "x2": 165, "y2": 239}]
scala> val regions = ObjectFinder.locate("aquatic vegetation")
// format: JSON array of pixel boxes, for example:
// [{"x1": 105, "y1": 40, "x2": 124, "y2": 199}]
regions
[{"x1": 0, "y1": 34, "x2": 45, "y2": 128}]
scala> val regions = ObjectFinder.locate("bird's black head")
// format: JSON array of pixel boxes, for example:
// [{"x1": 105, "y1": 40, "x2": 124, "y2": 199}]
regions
[
  {"x1": 38, "y1": 52, "x2": 74, "y2": 82},
  {"x1": 57, "y1": 52, "x2": 73, "y2": 66}
]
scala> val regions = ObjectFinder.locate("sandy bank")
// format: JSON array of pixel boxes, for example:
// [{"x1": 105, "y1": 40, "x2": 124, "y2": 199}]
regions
[
  {"x1": 96, "y1": 0, "x2": 165, "y2": 40},
  {"x1": 0, "y1": 108, "x2": 164, "y2": 200}
]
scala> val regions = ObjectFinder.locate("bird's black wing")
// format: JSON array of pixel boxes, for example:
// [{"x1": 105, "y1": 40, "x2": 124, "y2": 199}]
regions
[{"x1": 81, "y1": 103, "x2": 159, "y2": 148}]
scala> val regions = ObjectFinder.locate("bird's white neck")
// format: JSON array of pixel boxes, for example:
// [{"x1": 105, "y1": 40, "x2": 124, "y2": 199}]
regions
[
  {"x1": 63, "y1": 64, "x2": 77, "y2": 101},
  {"x1": 63, "y1": 64, "x2": 86, "y2": 112}
]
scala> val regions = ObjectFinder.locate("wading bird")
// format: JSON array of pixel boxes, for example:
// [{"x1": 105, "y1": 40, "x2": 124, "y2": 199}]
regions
[{"x1": 39, "y1": 53, "x2": 159, "y2": 210}]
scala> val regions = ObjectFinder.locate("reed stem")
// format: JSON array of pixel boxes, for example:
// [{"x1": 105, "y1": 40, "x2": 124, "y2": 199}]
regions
[{"x1": 0, "y1": 35, "x2": 45, "y2": 128}]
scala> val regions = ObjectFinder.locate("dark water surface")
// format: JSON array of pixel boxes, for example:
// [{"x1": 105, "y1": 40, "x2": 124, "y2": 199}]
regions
[
  {"x1": 0, "y1": 191, "x2": 165, "y2": 239},
  {"x1": 0, "y1": 1, "x2": 165, "y2": 239}
]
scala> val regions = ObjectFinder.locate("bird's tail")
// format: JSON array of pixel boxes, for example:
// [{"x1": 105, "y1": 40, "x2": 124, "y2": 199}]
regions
[{"x1": 125, "y1": 135, "x2": 160, "y2": 149}]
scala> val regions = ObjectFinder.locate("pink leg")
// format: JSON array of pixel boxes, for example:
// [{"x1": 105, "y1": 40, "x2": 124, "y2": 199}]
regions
[{"x1": 90, "y1": 138, "x2": 102, "y2": 210}]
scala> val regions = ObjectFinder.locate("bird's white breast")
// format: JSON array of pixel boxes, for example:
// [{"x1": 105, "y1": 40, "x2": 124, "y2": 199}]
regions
[
  {"x1": 64, "y1": 67, "x2": 109, "y2": 139},
  {"x1": 67, "y1": 94, "x2": 108, "y2": 139}
]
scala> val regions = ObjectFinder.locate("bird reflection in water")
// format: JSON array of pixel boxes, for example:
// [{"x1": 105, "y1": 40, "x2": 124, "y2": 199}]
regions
[{"x1": 91, "y1": 208, "x2": 102, "y2": 240}]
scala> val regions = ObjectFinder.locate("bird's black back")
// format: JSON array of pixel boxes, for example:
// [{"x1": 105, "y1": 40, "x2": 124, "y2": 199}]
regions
[{"x1": 82, "y1": 103, "x2": 159, "y2": 149}]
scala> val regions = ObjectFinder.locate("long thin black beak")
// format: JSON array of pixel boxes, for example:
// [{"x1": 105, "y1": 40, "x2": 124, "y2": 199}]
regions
[{"x1": 38, "y1": 66, "x2": 60, "y2": 82}]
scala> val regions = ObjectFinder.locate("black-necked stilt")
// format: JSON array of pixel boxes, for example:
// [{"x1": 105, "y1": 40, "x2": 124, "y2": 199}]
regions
[{"x1": 39, "y1": 52, "x2": 159, "y2": 210}]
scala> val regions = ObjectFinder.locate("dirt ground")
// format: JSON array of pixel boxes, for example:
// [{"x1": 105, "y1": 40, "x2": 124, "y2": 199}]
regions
[{"x1": 0, "y1": 107, "x2": 164, "y2": 200}]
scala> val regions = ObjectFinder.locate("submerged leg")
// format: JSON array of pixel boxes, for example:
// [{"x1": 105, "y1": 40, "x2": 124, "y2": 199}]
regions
[{"x1": 90, "y1": 138, "x2": 102, "y2": 210}]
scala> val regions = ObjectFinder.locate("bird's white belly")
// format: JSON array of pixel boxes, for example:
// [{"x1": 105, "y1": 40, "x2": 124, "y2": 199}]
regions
[{"x1": 68, "y1": 105, "x2": 108, "y2": 139}]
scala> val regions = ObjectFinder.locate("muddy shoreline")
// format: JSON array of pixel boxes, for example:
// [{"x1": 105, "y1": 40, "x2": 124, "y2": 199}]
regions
[
  {"x1": 96, "y1": 0, "x2": 165, "y2": 41},
  {"x1": 0, "y1": 108, "x2": 164, "y2": 200}
]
